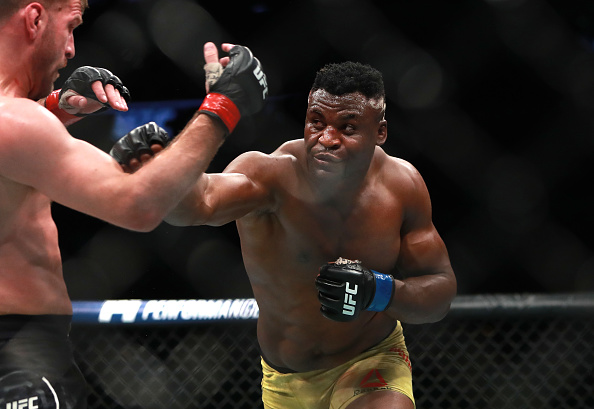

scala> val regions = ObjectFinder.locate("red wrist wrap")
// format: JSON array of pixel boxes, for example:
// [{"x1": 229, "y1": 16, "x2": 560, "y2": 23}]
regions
[
  {"x1": 198, "y1": 93, "x2": 241, "y2": 134},
  {"x1": 45, "y1": 90, "x2": 79, "y2": 126}
]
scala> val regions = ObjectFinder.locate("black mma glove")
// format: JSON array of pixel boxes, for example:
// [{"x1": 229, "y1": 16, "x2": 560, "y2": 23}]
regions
[
  {"x1": 109, "y1": 122, "x2": 170, "y2": 166},
  {"x1": 198, "y1": 45, "x2": 268, "y2": 135},
  {"x1": 315, "y1": 257, "x2": 394, "y2": 322},
  {"x1": 59, "y1": 66, "x2": 131, "y2": 116}
]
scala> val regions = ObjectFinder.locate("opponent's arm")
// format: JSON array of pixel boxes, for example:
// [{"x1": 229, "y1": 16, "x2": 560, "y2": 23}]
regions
[
  {"x1": 108, "y1": 42, "x2": 272, "y2": 226},
  {"x1": 40, "y1": 66, "x2": 130, "y2": 126},
  {"x1": 110, "y1": 130, "x2": 274, "y2": 227},
  {"x1": 0, "y1": 43, "x2": 268, "y2": 231},
  {"x1": 109, "y1": 122, "x2": 170, "y2": 173},
  {"x1": 0, "y1": 99, "x2": 222, "y2": 231},
  {"x1": 316, "y1": 163, "x2": 456, "y2": 324}
]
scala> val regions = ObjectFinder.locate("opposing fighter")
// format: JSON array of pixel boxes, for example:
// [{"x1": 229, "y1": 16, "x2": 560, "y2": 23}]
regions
[
  {"x1": 115, "y1": 57, "x2": 456, "y2": 408},
  {"x1": 0, "y1": 0, "x2": 268, "y2": 407}
]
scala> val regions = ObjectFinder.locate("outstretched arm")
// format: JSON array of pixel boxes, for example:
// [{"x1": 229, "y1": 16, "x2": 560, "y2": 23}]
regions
[
  {"x1": 110, "y1": 128, "x2": 275, "y2": 227},
  {"x1": 164, "y1": 151, "x2": 275, "y2": 227},
  {"x1": 0, "y1": 43, "x2": 268, "y2": 232},
  {"x1": 109, "y1": 43, "x2": 272, "y2": 227},
  {"x1": 0, "y1": 99, "x2": 224, "y2": 231}
]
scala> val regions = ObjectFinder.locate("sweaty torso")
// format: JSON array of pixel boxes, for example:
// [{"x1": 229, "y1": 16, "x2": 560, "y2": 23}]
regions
[
  {"x1": 0, "y1": 175, "x2": 71, "y2": 315},
  {"x1": 236, "y1": 141, "x2": 408, "y2": 372}
]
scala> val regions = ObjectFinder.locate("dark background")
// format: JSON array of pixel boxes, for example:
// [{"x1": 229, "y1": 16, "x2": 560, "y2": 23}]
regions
[{"x1": 55, "y1": 0, "x2": 594, "y2": 300}]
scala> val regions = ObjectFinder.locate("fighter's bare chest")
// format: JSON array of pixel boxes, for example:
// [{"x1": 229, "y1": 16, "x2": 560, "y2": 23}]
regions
[
  {"x1": 277, "y1": 193, "x2": 404, "y2": 271},
  {"x1": 0, "y1": 177, "x2": 52, "y2": 227}
]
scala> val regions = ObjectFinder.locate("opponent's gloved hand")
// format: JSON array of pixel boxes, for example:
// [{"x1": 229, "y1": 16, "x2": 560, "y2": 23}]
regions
[
  {"x1": 198, "y1": 45, "x2": 268, "y2": 135},
  {"x1": 315, "y1": 257, "x2": 394, "y2": 322},
  {"x1": 56, "y1": 66, "x2": 131, "y2": 116},
  {"x1": 109, "y1": 122, "x2": 170, "y2": 167}
]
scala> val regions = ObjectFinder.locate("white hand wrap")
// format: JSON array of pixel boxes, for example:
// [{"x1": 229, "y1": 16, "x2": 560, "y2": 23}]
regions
[
  {"x1": 57, "y1": 89, "x2": 81, "y2": 113},
  {"x1": 204, "y1": 63, "x2": 223, "y2": 93}
]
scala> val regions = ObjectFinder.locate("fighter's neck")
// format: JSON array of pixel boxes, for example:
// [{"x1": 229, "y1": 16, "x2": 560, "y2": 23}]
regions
[
  {"x1": 306, "y1": 157, "x2": 378, "y2": 205},
  {"x1": 0, "y1": 71, "x2": 31, "y2": 99},
  {"x1": 0, "y1": 37, "x2": 33, "y2": 99},
  {"x1": 308, "y1": 168, "x2": 373, "y2": 210}
]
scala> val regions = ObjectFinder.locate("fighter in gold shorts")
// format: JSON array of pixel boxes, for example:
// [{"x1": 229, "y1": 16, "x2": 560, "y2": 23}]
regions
[
  {"x1": 261, "y1": 322, "x2": 415, "y2": 409},
  {"x1": 112, "y1": 60, "x2": 456, "y2": 409}
]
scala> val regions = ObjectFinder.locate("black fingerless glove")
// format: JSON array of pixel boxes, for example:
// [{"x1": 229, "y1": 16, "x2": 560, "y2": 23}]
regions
[
  {"x1": 315, "y1": 258, "x2": 394, "y2": 322},
  {"x1": 60, "y1": 66, "x2": 131, "y2": 116},
  {"x1": 198, "y1": 45, "x2": 268, "y2": 135},
  {"x1": 109, "y1": 122, "x2": 170, "y2": 166}
]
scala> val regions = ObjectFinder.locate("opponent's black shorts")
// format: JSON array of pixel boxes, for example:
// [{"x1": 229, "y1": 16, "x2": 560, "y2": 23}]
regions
[{"x1": 0, "y1": 315, "x2": 88, "y2": 409}]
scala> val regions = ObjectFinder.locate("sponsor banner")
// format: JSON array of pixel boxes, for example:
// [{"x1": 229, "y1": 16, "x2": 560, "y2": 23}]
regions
[{"x1": 72, "y1": 299, "x2": 259, "y2": 324}]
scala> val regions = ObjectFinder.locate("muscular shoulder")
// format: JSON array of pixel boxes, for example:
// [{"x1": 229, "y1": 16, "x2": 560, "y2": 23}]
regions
[
  {"x1": 0, "y1": 97, "x2": 62, "y2": 148},
  {"x1": 224, "y1": 139, "x2": 301, "y2": 182},
  {"x1": 377, "y1": 151, "x2": 434, "y2": 228},
  {"x1": 0, "y1": 97, "x2": 67, "y2": 182},
  {"x1": 379, "y1": 151, "x2": 425, "y2": 190},
  {"x1": 0, "y1": 97, "x2": 55, "y2": 124},
  {"x1": 275, "y1": 139, "x2": 304, "y2": 156}
]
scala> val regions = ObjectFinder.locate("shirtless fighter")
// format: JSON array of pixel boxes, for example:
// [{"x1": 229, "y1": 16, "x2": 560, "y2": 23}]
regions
[
  {"x1": 0, "y1": 0, "x2": 268, "y2": 407},
  {"x1": 113, "y1": 59, "x2": 456, "y2": 408}
]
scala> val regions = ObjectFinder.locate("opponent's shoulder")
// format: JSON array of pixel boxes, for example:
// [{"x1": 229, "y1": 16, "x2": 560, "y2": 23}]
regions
[
  {"x1": 0, "y1": 96, "x2": 55, "y2": 121},
  {"x1": 0, "y1": 97, "x2": 68, "y2": 185},
  {"x1": 0, "y1": 97, "x2": 63, "y2": 146}
]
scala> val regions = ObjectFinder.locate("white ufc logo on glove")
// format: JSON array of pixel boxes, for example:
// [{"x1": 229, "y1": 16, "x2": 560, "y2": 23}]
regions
[
  {"x1": 6, "y1": 397, "x2": 38, "y2": 409},
  {"x1": 342, "y1": 282, "x2": 358, "y2": 316},
  {"x1": 253, "y1": 66, "x2": 268, "y2": 99}
]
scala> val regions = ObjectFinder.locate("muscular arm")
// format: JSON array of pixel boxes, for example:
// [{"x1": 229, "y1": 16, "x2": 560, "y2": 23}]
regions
[
  {"x1": 387, "y1": 163, "x2": 457, "y2": 324},
  {"x1": 0, "y1": 98, "x2": 225, "y2": 231},
  {"x1": 165, "y1": 151, "x2": 275, "y2": 227}
]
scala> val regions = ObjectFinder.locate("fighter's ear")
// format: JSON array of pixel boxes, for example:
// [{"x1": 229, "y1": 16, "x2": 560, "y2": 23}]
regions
[
  {"x1": 376, "y1": 120, "x2": 387, "y2": 146},
  {"x1": 23, "y1": 2, "x2": 45, "y2": 40}
]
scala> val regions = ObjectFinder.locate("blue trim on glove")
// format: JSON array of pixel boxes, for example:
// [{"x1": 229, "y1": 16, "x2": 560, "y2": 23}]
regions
[{"x1": 367, "y1": 271, "x2": 394, "y2": 312}]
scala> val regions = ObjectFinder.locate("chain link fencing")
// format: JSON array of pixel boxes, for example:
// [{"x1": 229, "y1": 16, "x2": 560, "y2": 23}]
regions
[{"x1": 69, "y1": 294, "x2": 594, "y2": 409}]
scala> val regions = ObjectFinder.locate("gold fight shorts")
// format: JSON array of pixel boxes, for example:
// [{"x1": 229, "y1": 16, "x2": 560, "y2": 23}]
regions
[{"x1": 261, "y1": 321, "x2": 414, "y2": 409}]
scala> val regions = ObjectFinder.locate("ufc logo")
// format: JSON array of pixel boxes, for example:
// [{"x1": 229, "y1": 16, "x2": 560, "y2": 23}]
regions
[
  {"x1": 5, "y1": 397, "x2": 38, "y2": 409},
  {"x1": 342, "y1": 282, "x2": 358, "y2": 316},
  {"x1": 253, "y1": 65, "x2": 269, "y2": 99}
]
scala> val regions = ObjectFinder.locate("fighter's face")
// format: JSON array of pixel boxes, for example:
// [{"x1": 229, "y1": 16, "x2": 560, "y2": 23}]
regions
[
  {"x1": 304, "y1": 89, "x2": 387, "y2": 181},
  {"x1": 30, "y1": 0, "x2": 82, "y2": 99}
]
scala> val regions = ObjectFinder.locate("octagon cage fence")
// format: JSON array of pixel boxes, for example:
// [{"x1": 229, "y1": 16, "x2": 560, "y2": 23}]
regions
[{"x1": 68, "y1": 293, "x2": 594, "y2": 409}]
